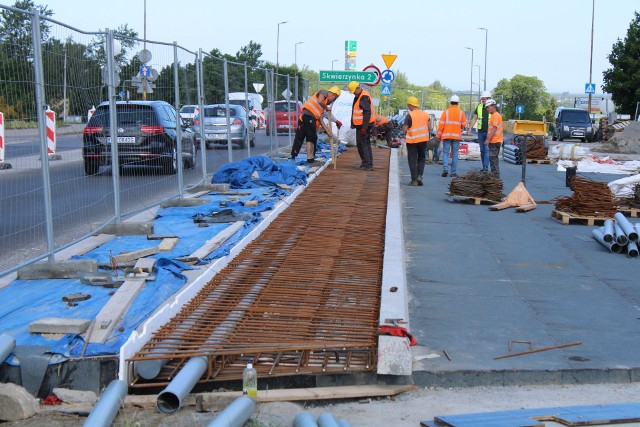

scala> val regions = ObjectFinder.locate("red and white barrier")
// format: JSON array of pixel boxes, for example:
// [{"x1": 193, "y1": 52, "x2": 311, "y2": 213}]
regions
[
  {"x1": 0, "y1": 112, "x2": 4, "y2": 162},
  {"x1": 87, "y1": 105, "x2": 96, "y2": 123},
  {"x1": 45, "y1": 108, "x2": 56, "y2": 156},
  {"x1": 259, "y1": 110, "x2": 265, "y2": 128}
]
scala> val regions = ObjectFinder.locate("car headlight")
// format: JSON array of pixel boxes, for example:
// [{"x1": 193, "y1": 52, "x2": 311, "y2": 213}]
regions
[
  {"x1": 563, "y1": 126, "x2": 569, "y2": 131},
  {"x1": 587, "y1": 126, "x2": 592, "y2": 132}
]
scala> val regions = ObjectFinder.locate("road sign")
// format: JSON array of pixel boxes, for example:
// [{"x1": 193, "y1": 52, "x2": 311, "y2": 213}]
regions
[
  {"x1": 381, "y1": 69, "x2": 395, "y2": 85},
  {"x1": 382, "y1": 54, "x2": 397, "y2": 69},
  {"x1": 516, "y1": 105, "x2": 524, "y2": 114},
  {"x1": 137, "y1": 49, "x2": 152, "y2": 64},
  {"x1": 319, "y1": 70, "x2": 377, "y2": 83},
  {"x1": 139, "y1": 65, "x2": 151, "y2": 77},
  {"x1": 282, "y1": 88, "x2": 292, "y2": 99},
  {"x1": 381, "y1": 84, "x2": 392, "y2": 96},
  {"x1": 585, "y1": 83, "x2": 596, "y2": 94},
  {"x1": 362, "y1": 64, "x2": 381, "y2": 86},
  {"x1": 253, "y1": 83, "x2": 264, "y2": 93}
]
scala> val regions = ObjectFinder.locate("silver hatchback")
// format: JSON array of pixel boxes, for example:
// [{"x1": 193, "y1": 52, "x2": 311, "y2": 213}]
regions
[{"x1": 192, "y1": 104, "x2": 255, "y2": 149}]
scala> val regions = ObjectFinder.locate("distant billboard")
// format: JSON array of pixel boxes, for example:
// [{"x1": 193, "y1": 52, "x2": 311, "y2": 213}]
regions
[
  {"x1": 345, "y1": 40, "x2": 357, "y2": 71},
  {"x1": 574, "y1": 97, "x2": 604, "y2": 114}
]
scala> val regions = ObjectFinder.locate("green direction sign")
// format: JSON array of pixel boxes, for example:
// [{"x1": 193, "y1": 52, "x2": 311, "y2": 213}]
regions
[{"x1": 319, "y1": 70, "x2": 376, "y2": 83}]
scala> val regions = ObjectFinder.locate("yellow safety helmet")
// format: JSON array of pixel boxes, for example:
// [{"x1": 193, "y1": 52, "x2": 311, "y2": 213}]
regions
[
  {"x1": 348, "y1": 81, "x2": 360, "y2": 94},
  {"x1": 328, "y1": 86, "x2": 341, "y2": 97},
  {"x1": 407, "y1": 96, "x2": 420, "y2": 108}
]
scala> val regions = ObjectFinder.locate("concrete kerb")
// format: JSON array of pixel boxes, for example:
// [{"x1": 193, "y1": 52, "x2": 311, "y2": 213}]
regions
[{"x1": 118, "y1": 160, "x2": 332, "y2": 382}]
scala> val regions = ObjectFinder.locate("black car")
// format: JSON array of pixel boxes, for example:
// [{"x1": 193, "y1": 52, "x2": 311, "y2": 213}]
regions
[
  {"x1": 552, "y1": 107, "x2": 594, "y2": 142},
  {"x1": 82, "y1": 100, "x2": 197, "y2": 175}
]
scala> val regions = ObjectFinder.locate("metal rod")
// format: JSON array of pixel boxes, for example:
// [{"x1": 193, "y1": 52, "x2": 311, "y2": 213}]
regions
[
  {"x1": 83, "y1": 380, "x2": 127, "y2": 427},
  {"x1": 173, "y1": 42, "x2": 184, "y2": 198},
  {"x1": 244, "y1": 62, "x2": 251, "y2": 157},
  {"x1": 0, "y1": 334, "x2": 16, "y2": 363},
  {"x1": 287, "y1": 75, "x2": 293, "y2": 149},
  {"x1": 223, "y1": 59, "x2": 233, "y2": 163},
  {"x1": 494, "y1": 342, "x2": 582, "y2": 360},
  {"x1": 31, "y1": 9, "x2": 56, "y2": 261},
  {"x1": 157, "y1": 356, "x2": 207, "y2": 413},
  {"x1": 588, "y1": 0, "x2": 595, "y2": 114},
  {"x1": 105, "y1": 30, "x2": 122, "y2": 222},
  {"x1": 62, "y1": 45, "x2": 67, "y2": 121},
  {"x1": 266, "y1": 68, "x2": 274, "y2": 155},
  {"x1": 206, "y1": 396, "x2": 256, "y2": 427},
  {"x1": 197, "y1": 50, "x2": 207, "y2": 180}
]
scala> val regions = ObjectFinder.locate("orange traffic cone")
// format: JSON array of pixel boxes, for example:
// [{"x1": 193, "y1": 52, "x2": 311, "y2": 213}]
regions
[{"x1": 489, "y1": 182, "x2": 537, "y2": 212}]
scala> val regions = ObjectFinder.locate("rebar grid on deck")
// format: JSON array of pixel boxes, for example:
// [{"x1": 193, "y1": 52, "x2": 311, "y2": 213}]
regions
[{"x1": 129, "y1": 149, "x2": 390, "y2": 386}]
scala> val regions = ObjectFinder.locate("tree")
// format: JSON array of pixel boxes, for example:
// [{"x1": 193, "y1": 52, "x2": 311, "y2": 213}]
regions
[
  {"x1": 493, "y1": 74, "x2": 554, "y2": 121},
  {"x1": 0, "y1": 0, "x2": 52, "y2": 59},
  {"x1": 602, "y1": 11, "x2": 640, "y2": 114},
  {"x1": 235, "y1": 41, "x2": 263, "y2": 68}
]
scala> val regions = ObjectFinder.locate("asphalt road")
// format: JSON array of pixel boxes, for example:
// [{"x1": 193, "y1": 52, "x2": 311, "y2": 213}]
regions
[{"x1": 0, "y1": 129, "x2": 295, "y2": 274}]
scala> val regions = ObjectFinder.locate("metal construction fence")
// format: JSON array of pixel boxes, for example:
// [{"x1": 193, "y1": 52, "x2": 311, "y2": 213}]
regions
[{"x1": 0, "y1": 5, "x2": 306, "y2": 276}]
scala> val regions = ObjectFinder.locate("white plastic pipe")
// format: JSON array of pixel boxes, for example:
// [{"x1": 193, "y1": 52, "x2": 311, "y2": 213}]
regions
[
  {"x1": 0, "y1": 334, "x2": 16, "y2": 363},
  {"x1": 83, "y1": 380, "x2": 127, "y2": 427},
  {"x1": 592, "y1": 229, "x2": 622, "y2": 254},
  {"x1": 614, "y1": 213, "x2": 639, "y2": 242},
  {"x1": 317, "y1": 412, "x2": 340, "y2": 427},
  {"x1": 157, "y1": 356, "x2": 207, "y2": 413},
  {"x1": 627, "y1": 241, "x2": 639, "y2": 259},
  {"x1": 206, "y1": 396, "x2": 256, "y2": 427},
  {"x1": 337, "y1": 420, "x2": 353, "y2": 427},
  {"x1": 614, "y1": 223, "x2": 629, "y2": 246},
  {"x1": 294, "y1": 413, "x2": 319, "y2": 427},
  {"x1": 603, "y1": 219, "x2": 615, "y2": 243}
]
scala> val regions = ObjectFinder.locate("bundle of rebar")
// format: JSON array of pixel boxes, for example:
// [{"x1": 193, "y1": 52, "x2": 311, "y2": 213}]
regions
[
  {"x1": 502, "y1": 136, "x2": 547, "y2": 164},
  {"x1": 617, "y1": 183, "x2": 640, "y2": 209},
  {"x1": 555, "y1": 176, "x2": 617, "y2": 217},
  {"x1": 449, "y1": 170, "x2": 505, "y2": 202}
]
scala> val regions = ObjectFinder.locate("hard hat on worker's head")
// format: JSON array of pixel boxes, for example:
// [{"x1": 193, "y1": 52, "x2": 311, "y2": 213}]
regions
[
  {"x1": 485, "y1": 98, "x2": 497, "y2": 107},
  {"x1": 481, "y1": 90, "x2": 492, "y2": 99},
  {"x1": 348, "y1": 81, "x2": 360, "y2": 94},
  {"x1": 406, "y1": 96, "x2": 420, "y2": 108},
  {"x1": 449, "y1": 95, "x2": 460, "y2": 103},
  {"x1": 328, "y1": 86, "x2": 341, "y2": 97}
]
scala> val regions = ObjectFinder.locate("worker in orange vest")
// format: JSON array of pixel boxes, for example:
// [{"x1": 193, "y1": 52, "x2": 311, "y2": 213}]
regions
[
  {"x1": 291, "y1": 86, "x2": 343, "y2": 166},
  {"x1": 372, "y1": 113, "x2": 394, "y2": 147},
  {"x1": 402, "y1": 96, "x2": 430, "y2": 186},
  {"x1": 485, "y1": 99, "x2": 503, "y2": 177},
  {"x1": 348, "y1": 81, "x2": 375, "y2": 171},
  {"x1": 437, "y1": 95, "x2": 467, "y2": 178}
]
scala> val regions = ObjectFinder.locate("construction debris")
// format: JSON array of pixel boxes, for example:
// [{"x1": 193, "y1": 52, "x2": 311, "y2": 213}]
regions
[
  {"x1": 494, "y1": 341, "x2": 582, "y2": 360},
  {"x1": 617, "y1": 182, "x2": 640, "y2": 209},
  {"x1": 502, "y1": 136, "x2": 547, "y2": 164},
  {"x1": 448, "y1": 170, "x2": 505, "y2": 202},
  {"x1": 597, "y1": 120, "x2": 640, "y2": 152},
  {"x1": 554, "y1": 176, "x2": 617, "y2": 218}
]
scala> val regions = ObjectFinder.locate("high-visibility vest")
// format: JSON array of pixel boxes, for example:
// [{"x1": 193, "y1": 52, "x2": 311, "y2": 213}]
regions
[
  {"x1": 405, "y1": 110, "x2": 430, "y2": 144},
  {"x1": 476, "y1": 103, "x2": 488, "y2": 131},
  {"x1": 352, "y1": 89, "x2": 375, "y2": 126},
  {"x1": 488, "y1": 112, "x2": 504, "y2": 143},
  {"x1": 299, "y1": 93, "x2": 324, "y2": 121},
  {"x1": 375, "y1": 114, "x2": 390, "y2": 126},
  {"x1": 437, "y1": 106, "x2": 466, "y2": 141}
]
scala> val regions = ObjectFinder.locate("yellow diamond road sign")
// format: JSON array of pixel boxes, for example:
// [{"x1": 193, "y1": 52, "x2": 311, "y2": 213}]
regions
[{"x1": 382, "y1": 54, "x2": 397, "y2": 70}]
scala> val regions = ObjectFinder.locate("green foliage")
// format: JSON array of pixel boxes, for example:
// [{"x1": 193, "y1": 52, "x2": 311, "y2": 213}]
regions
[
  {"x1": 602, "y1": 11, "x2": 640, "y2": 114},
  {"x1": 0, "y1": 0, "x2": 52, "y2": 59},
  {"x1": 493, "y1": 74, "x2": 555, "y2": 121}
]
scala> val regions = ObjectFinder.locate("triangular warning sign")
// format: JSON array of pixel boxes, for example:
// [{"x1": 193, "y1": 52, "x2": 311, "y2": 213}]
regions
[
  {"x1": 382, "y1": 54, "x2": 397, "y2": 69},
  {"x1": 381, "y1": 85, "x2": 391, "y2": 96}
]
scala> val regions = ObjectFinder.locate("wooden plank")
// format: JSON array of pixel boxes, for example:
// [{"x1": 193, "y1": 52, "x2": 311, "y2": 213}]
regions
[
  {"x1": 446, "y1": 193, "x2": 499, "y2": 205},
  {"x1": 123, "y1": 384, "x2": 416, "y2": 409},
  {"x1": 551, "y1": 209, "x2": 610, "y2": 226},
  {"x1": 158, "y1": 237, "x2": 179, "y2": 252},
  {"x1": 617, "y1": 206, "x2": 639, "y2": 218},
  {"x1": 133, "y1": 257, "x2": 155, "y2": 273},
  {"x1": 112, "y1": 246, "x2": 158, "y2": 264},
  {"x1": 87, "y1": 279, "x2": 146, "y2": 343},
  {"x1": 178, "y1": 221, "x2": 245, "y2": 263}
]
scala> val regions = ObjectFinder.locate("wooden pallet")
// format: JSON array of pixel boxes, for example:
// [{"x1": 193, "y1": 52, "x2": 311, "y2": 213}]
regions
[
  {"x1": 446, "y1": 193, "x2": 499, "y2": 206},
  {"x1": 551, "y1": 209, "x2": 612, "y2": 226},
  {"x1": 617, "y1": 206, "x2": 640, "y2": 218},
  {"x1": 526, "y1": 158, "x2": 554, "y2": 164}
]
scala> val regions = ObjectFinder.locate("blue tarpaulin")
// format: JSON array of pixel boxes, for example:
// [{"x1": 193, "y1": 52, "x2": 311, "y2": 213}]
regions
[{"x1": 212, "y1": 155, "x2": 307, "y2": 189}]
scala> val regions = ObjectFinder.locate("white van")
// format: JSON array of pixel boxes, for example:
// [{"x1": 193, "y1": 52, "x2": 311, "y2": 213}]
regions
[{"x1": 228, "y1": 92, "x2": 264, "y2": 128}]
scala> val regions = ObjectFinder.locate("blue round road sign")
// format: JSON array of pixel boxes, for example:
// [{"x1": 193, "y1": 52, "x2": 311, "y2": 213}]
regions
[{"x1": 381, "y1": 69, "x2": 395, "y2": 85}]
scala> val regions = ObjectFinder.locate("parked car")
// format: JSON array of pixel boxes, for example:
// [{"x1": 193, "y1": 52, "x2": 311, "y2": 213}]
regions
[
  {"x1": 192, "y1": 104, "x2": 255, "y2": 149},
  {"x1": 82, "y1": 100, "x2": 197, "y2": 175},
  {"x1": 179, "y1": 104, "x2": 198, "y2": 125},
  {"x1": 265, "y1": 100, "x2": 302, "y2": 135},
  {"x1": 552, "y1": 107, "x2": 594, "y2": 142}
]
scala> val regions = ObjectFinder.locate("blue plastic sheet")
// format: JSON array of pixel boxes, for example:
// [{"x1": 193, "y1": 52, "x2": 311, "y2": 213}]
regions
[{"x1": 212, "y1": 155, "x2": 307, "y2": 189}]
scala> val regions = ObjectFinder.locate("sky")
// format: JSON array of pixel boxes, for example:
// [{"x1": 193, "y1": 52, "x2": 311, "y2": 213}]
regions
[{"x1": 11, "y1": 0, "x2": 639, "y2": 94}]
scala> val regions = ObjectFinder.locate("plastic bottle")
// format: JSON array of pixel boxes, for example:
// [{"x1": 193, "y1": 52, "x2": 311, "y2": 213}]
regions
[{"x1": 242, "y1": 363, "x2": 257, "y2": 397}]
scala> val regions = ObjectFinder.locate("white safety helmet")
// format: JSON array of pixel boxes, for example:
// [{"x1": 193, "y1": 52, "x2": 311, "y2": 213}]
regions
[
  {"x1": 481, "y1": 91, "x2": 492, "y2": 98},
  {"x1": 485, "y1": 98, "x2": 497, "y2": 107},
  {"x1": 450, "y1": 95, "x2": 460, "y2": 103}
]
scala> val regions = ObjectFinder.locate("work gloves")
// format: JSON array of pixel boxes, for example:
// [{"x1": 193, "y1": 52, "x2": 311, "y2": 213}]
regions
[
  {"x1": 335, "y1": 120, "x2": 342, "y2": 129},
  {"x1": 360, "y1": 127, "x2": 367, "y2": 137}
]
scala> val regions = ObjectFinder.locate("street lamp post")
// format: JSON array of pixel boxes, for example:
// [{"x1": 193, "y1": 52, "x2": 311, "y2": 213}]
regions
[
  {"x1": 294, "y1": 41, "x2": 304, "y2": 71},
  {"x1": 588, "y1": 0, "x2": 594, "y2": 114},
  {"x1": 475, "y1": 64, "x2": 481, "y2": 93},
  {"x1": 465, "y1": 47, "x2": 474, "y2": 114},
  {"x1": 477, "y1": 27, "x2": 488, "y2": 91},
  {"x1": 331, "y1": 59, "x2": 338, "y2": 70},
  {"x1": 276, "y1": 21, "x2": 288, "y2": 77}
]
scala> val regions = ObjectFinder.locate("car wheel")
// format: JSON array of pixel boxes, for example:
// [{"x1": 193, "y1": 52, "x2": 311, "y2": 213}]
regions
[
  {"x1": 551, "y1": 131, "x2": 557, "y2": 141},
  {"x1": 162, "y1": 146, "x2": 178, "y2": 174},
  {"x1": 84, "y1": 159, "x2": 99, "y2": 175},
  {"x1": 238, "y1": 138, "x2": 246, "y2": 149},
  {"x1": 186, "y1": 141, "x2": 197, "y2": 169},
  {"x1": 250, "y1": 134, "x2": 255, "y2": 147}
]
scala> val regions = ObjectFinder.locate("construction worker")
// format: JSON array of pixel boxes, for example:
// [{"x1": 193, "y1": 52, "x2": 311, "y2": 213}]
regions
[
  {"x1": 348, "y1": 81, "x2": 375, "y2": 171},
  {"x1": 372, "y1": 113, "x2": 394, "y2": 146},
  {"x1": 402, "y1": 96, "x2": 430, "y2": 186},
  {"x1": 469, "y1": 90, "x2": 492, "y2": 171},
  {"x1": 291, "y1": 86, "x2": 343, "y2": 166},
  {"x1": 485, "y1": 99, "x2": 503, "y2": 177},
  {"x1": 437, "y1": 95, "x2": 467, "y2": 178}
]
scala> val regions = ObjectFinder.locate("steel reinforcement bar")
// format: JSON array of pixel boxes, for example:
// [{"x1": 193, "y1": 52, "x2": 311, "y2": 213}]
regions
[{"x1": 128, "y1": 149, "x2": 391, "y2": 387}]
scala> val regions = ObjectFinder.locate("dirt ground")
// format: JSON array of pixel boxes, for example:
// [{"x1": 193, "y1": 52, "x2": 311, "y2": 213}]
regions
[{"x1": 6, "y1": 382, "x2": 640, "y2": 427}]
